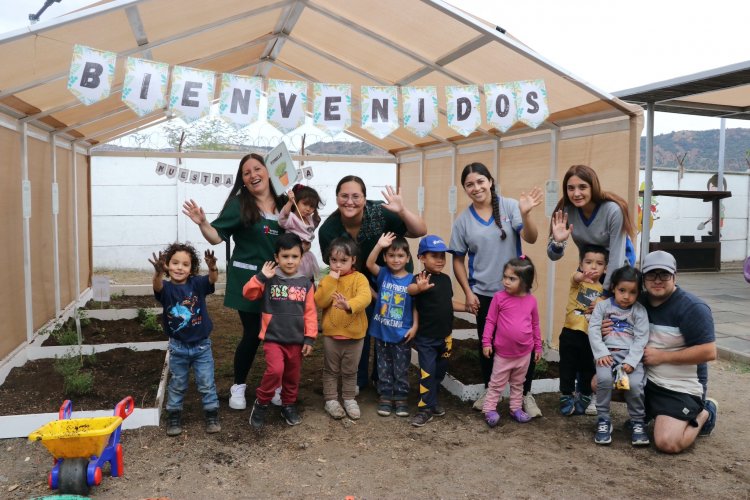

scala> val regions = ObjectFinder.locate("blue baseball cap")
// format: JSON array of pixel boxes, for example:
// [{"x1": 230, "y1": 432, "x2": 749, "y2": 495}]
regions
[{"x1": 418, "y1": 235, "x2": 450, "y2": 256}]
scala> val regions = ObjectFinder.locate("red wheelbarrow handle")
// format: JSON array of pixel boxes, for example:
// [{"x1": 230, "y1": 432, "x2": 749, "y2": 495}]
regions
[
  {"x1": 114, "y1": 396, "x2": 135, "y2": 420},
  {"x1": 58, "y1": 400, "x2": 73, "y2": 420}
]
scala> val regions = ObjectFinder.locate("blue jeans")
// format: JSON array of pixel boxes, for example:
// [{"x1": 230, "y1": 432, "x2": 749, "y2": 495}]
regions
[{"x1": 166, "y1": 337, "x2": 219, "y2": 411}]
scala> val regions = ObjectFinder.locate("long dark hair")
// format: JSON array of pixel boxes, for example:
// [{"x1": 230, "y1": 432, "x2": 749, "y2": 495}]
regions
[
  {"x1": 461, "y1": 162, "x2": 506, "y2": 240},
  {"x1": 221, "y1": 153, "x2": 286, "y2": 226},
  {"x1": 550, "y1": 165, "x2": 635, "y2": 239},
  {"x1": 335, "y1": 175, "x2": 367, "y2": 197}
]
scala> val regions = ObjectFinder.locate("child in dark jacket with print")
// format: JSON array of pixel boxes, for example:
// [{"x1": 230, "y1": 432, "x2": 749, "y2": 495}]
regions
[
  {"x1": 150, "y1": 242, "x2": 219, "y2": 437},
  {"x1": 242, "y1": 233, "x2": 318, "y2": 429}
]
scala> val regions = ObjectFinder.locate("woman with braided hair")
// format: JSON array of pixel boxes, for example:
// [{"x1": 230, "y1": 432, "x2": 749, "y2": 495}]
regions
[{"x1": 450, "y1": 162, "x2": 543, "y2": 415}]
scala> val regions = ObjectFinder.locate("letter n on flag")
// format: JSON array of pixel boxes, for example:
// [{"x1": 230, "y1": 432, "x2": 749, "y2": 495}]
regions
[
  {"x1": 361, "y1": 86, "x2": 398, "y2": 139},
  {"x1": 218, "y1": 74, "x2": 262, "y2": 129},
  {"x1": 67, "y1": 45, "x2": 117, "y2": 105}
]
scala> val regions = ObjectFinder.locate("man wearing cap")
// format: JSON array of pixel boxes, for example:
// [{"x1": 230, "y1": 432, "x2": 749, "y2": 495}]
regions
[{"x1": 639, "y1": 250, "x2": 718, "y2": 453}]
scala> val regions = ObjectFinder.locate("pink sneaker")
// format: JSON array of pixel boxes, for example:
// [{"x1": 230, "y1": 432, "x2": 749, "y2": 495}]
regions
[
  {"x1": 511, "y1": 408, "x2": 532, "y2": 423},
  {"x1": 484, "y1": 410, "x2": 500, "y2": 428}
]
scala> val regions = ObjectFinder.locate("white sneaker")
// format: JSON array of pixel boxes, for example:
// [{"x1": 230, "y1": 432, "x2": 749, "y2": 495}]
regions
[
  {"x1": 343, "y1": 399, "x2": 361, "y2": 420},
  {"x1": 585, "y1": 395, "x2": 597, "y2": 416},
  {"x1": 523, "y1": 393, "x2": 543, "y2": 418},
  {"x1": 324, "y1": 400, "x2": 346, "y2": 419},
  {"x1": 229, "y1": 384, "x2": 247, "y2": 410},
  {"x1": 472, "y1": 389, "x2": 487, "y2": 411},
  {"x1": 271, "y1": 386, "x2": 282, "y2": 406}
]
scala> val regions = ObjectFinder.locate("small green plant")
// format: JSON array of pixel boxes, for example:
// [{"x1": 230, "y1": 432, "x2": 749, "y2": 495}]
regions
[
  {"x1": 54, "y1": 355, "x2": 94, "y2": 396},
  {"x1": 138, "y1": 308, "x2": 163, "y2": 332},
  {"x1": 51, "y1": 323, "x2": 79, "y2": 346},
  {"x1": 534, "y1": 356, "x2": 550, "y2": 379},
  {"x1": 457, "y1": 347, "x2": 481, "y2": 364},
  {"x1": 77, "y1": 309, "x2": 91, "y2": 328}
]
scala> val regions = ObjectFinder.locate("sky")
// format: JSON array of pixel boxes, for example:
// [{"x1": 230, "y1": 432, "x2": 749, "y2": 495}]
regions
[{"x1": 2, "y1": 0, "x2": 750, "y2": 136}]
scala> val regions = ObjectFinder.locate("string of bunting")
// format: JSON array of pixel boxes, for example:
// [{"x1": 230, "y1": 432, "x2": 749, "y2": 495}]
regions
[
  {"x1": 69, "y1": 45, "x2": 550, "y2": 139},
  {"x1": 155, "y1": 161, "x2": 234, "y2": 187}
]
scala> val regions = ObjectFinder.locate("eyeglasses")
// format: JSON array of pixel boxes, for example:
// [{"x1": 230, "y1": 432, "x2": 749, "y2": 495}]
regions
[
  {"x1": 337, "y1": 193, "x2": 363, "y2": 203},
  {"x1": 643, "y1": 271, "x2": 674, "y2": 282}
]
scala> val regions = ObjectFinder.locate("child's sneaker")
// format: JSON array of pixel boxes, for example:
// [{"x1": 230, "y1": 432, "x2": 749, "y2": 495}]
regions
[
  {"x1": 377, "y1": 399, "x2": 393, "y2": 417},
  {"x1": 484, "y1": 410, "x2": 500, "y2": 428},
  {"x1": 166, "y1": 410, "x2": 182, "y2": 437},
  {"x1": 522, "y1": 393, "x2": 542, "y2": 418},
  {"x1": 271, "y1": 386, "x2": 282, "y2": 406},
  {"x1": 281, "y1": 404, "x2": 302, "y2": 426},
  {"x1": 574, "y1": 394, "x2": 592, "y2": 415},
  {"x1": 699, "y1": 398, "x2": 718, "y2": 437},
  {"x1": 585, "y1": 394, "x2": 598, "y2": 416},
  {"x1": 394, "y1": 401, "x2": 409, "y2": 418},
  {"x1": 229, "y1": 383, "x2": 247, "y2": 410},
  {"x1": 324, "y1": 400, "x2": 346, "y2": 419},
  {"x1": 343, "y1": 399, "x2": 360, "y2": 420},
  {"x1": 631, "y1": 420, "x2": 650, "y2": 446},
  {"x1": 511, "y1": 408, "x2": 532, "y2": 423},
  {"x1": 594, "y1": 417, "x2": 613, "y2": 445},
  {"x1": 204, "y1": 409, "x2": 221, "y2": 434},
  {"x1": 249, "y1": 399, "x2": 269, "y2": 430},
  {"x1": 410, "y1": 410, "x2": 433, "y2": 427},
  {"x1": 432, "y1": 404, "x2": 446, "y2": 417},
  {"x1": 559, "y1": 394, "x2": 576, "y2": 416}
]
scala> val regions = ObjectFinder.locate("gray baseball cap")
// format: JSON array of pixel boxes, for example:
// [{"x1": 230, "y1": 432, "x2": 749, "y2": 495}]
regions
[{"x1": 642, "y1": 250, "x2": 676, "y2": 274}]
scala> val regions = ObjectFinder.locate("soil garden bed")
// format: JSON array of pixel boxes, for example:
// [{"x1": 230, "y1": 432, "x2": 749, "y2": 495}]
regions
[
  {"x1": 41, "y1": 316, "x2": 164, "y2": 346},
  {"x1": 83, "y1": 295, "x2": 159, "y2": 309},
  {"x1": 0, "y1": 348, "x2": 165, "y2": 416}
]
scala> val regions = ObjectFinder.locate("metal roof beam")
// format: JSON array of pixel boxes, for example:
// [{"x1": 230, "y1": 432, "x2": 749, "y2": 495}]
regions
[
  {"x1": 256, "y1": 0, "x2": 307, "y2": 78},
  {"x1": 125, "y1": 5, "x2": 152, "y2": 60}
]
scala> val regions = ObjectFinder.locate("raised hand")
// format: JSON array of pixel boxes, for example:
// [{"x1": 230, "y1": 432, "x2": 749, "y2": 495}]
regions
[
  {"x1": 204, "y1": 249, "x2": 217, "y2": 270},
  {"x1": 148, "y1": 252, "x2": 166, "y2": 274},
  {"x1": 415, "y1": 271, "x2": 434, "y2": 292},
  {"x1": 332, "y1": 292, "x2": 351, "y2": 311},
  {"x1": 260, "y1": 261, "x2": 277, "y2": 279},
  {"x1": 519, "y1": 186, "x2": 543, "y2": 215},
  {"x1": 377, "y1": 232, "x2": 397, "y2": 249},
  {"x1": 182, "y1": 199, "x2": 207, "y2": 225},
  {"x1": 381, "y1": 185, "x2": 404, "y2": 214},
  {"x1": 551, "y1": 210, "x2": 572, "y2": 243}
]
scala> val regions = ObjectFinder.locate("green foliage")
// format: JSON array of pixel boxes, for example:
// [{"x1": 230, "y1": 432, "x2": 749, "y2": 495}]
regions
[
  {"x1": 534, "y1": 357, "x2": 549, "y2": 379},
  {"x1": 54, "y1": 355, "x2": 94, "y2": 396},
  {"x1": 77, "y1": 309, "x2": 91, "y2": 328},
  {"x1": 138, "y1": 308, "x2": 163, "y2": 332},
  {"x1": 640, "y1": 128, "x2": 750, "y2": 172},
  {"x1": 457, "y1": 346, "x2": 481, "y2": 364},
  {"x1": 51, "y1": 322, "x2": 79, "y2": 346}
]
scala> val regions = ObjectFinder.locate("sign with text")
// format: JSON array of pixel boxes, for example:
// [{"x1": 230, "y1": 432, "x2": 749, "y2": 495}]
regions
[
  {"x1": 169, "y1": 66, "x2": 215, "y2": 123},
  {"x1": 122, "y1": 57, "x2": 169, "y2": 117},
  {"x1": 266, "y1": 142, "x2": 298, "y2": 194},
  {"x1": 67, "y1": 45, "x2": 116, "y2": 105}
]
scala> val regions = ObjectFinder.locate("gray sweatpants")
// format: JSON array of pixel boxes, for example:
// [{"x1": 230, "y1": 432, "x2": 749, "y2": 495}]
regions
[{"x1": 595, "y1": 349, "x2": 646, "y2": 421}]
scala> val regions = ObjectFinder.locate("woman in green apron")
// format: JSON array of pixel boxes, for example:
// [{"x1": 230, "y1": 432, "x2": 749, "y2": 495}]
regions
[{"x1": 183, "y1": 153, "x2": 286, "y2": 411}]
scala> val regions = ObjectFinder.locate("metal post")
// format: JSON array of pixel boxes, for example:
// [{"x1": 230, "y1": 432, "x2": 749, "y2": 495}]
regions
[
  {"x1": 20, "y1": 122, "x2": 34, "y2": 342},
  {"x1": 50, "y1": 132, "x2": 61, "y2": 315},
  {"x1": 546, "y1": 128, "x2": 559, "y2": 346},
  {"x1": 71, "y1": 141, "x2": 82, "y2": 345},
  {"x1": 640, "y1": 103, "x2": 655, "y2": 262},
  {"x1": 718, "y1": 118, "x2": 726, "y2": 192}
]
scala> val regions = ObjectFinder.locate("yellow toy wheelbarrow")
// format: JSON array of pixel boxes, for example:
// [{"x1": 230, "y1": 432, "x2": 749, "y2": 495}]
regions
[{"x1": 28, "y1": 396, "x2": 134, "y2": 496}]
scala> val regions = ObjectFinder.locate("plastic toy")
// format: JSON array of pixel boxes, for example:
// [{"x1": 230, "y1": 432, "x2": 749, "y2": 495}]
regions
[{"x1": 28, "y1": 396, "x2": 134, "y2": 496}]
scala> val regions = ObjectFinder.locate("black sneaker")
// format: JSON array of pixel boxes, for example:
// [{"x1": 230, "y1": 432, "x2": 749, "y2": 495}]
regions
[
  {"x1": 250, "y1": 399, "x2": 269, "y2": 430},
  {"x1": 630, "y1": 420, "x2": 650, "y2": 446},
  {"x1": 166, "y1": 410, "x2": 182, "y2": 437},
  {"x1": 204, "y1": 409, "x2": 221, "y2": 433},
  {"x1": 699, "y1": 398, "x2": 718, "y2": 437},
  {"x1": 410, "y1": 410, "x2": 433, "y2": 427},
  {"x1": 432, "y1": 405, "x2": 446, "y2": 417},
  {"x1": 281, "y1": 404, "x2": 302, "y2": 426},
  {"x1": 594, "y1": 417, "x2": 612, "y2": 445}
]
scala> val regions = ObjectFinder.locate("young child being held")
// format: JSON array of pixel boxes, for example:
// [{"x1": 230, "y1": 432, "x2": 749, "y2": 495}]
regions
[
  {"x1": 366, "y1": 232, "x2": 418, "y2": 418},
  {"x1": 407, "y1": 235, "x2": 467, "y2": 427},
  {"x1": 559, "y1": 245, "x2": 608, "y2": 416},
  {"x1": 588, "y1": 266, "x2": 650, "y2": 446},
  {"x1": 242, "y1": 232, "x2": 318, "y2": 429},
  {"x1": 314, "y1": 237, "x2": 372, "y2": 420},
  {"x1": 150, "y1": 243, "x2": 220, "y2": 437},
  {"x1": 481, "y1": 256, "x2": 542, "y2": 427},
  {"x1": 280, "y1": 184, "x2": 322, "y2": 281}
]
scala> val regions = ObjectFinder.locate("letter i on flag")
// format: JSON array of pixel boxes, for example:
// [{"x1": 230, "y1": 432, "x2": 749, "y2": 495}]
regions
[
  {"x1": 67, "y1": 45, "x2": 117, "y2": 105},
  {"x1": 122, "y1": 57, "x2": 169, "y2": 116}
]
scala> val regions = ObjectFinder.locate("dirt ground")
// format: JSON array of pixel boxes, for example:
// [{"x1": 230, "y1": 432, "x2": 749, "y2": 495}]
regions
[{"x1": 1, "y1": 270, "x2": 749, "y2": 499}]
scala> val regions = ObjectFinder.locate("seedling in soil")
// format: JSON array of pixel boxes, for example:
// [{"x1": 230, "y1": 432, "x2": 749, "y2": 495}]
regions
[{"x1": 137, "y1": 308, "x2": 163, "y2": 333}]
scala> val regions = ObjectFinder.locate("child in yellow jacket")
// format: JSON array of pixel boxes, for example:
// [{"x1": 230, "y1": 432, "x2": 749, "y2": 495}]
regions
[{"x1": 314, "y1": 237, "x2": 372, "y2": 420}]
